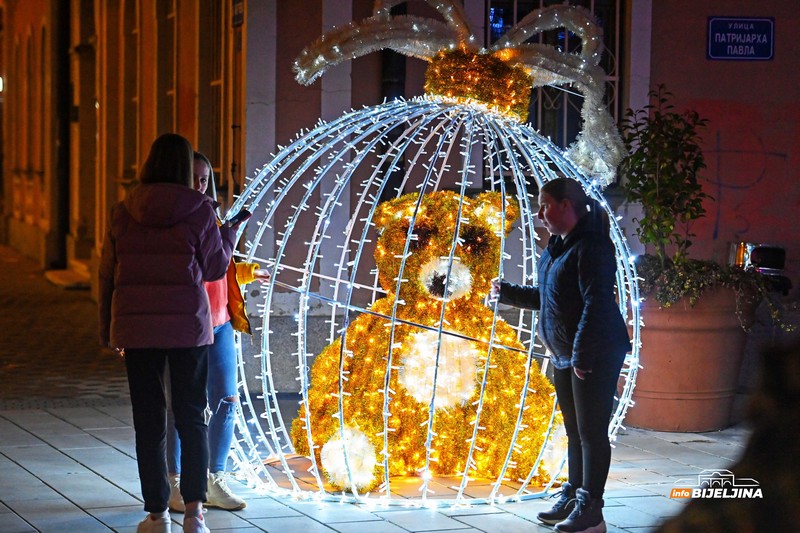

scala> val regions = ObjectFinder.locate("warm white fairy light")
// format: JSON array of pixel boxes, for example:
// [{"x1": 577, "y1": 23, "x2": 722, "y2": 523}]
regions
[
  {"x1": 225, "y1": 96, "x2": 640, "y2": 506},
  {"x1": 400, "y1": 330, "x2": 479, "y2": 408},
  {"x1": 222, "y1": 0, "x2": 640, "y2": 508},
  {"x1": 321, "y1": 425, "x2": 378, "y2": 489},
  {"x1": 294, "y1": 1, "x2": 623, "y2": 185}
]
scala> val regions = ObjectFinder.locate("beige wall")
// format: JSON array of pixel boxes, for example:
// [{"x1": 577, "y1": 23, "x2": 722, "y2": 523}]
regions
[
  {"x1": 4, "y1": 0, "x2": 798, "y2": 290},
  {"x1": 1, "y1": 0, "x2": 67, "y2": 267}
]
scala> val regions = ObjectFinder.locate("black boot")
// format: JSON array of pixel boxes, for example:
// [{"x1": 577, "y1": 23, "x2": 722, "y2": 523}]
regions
[
  {"x1": 537, "y1": 482, "x2": 577, "y2": 525},
  {"x1": 555, "y1": 488, "x2": 606, "y2": 533}
]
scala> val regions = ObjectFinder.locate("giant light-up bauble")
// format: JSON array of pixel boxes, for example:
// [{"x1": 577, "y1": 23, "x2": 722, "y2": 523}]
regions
[{"x1": 225, "y1": 96, "x2": 641, "y2": 506}]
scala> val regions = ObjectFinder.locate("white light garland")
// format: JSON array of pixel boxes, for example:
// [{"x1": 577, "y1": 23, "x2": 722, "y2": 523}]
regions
[
  {"x1": 223, "y1": 0, "x2": 640, "y2": 509},
  {"x1": 294, "y1": 1, "x2": 624, "y2": 185},
  {"x1": 227, "y1": 96, "x2": 641, "y2": 506}
]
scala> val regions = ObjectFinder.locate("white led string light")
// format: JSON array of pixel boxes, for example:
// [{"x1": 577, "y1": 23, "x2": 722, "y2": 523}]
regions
[
  {"x1": 223, "y1": 98, "x2": 640, "y2": 506},
  {"x1": 219, "y1": 1, "x2": 640, "y2": 507}
]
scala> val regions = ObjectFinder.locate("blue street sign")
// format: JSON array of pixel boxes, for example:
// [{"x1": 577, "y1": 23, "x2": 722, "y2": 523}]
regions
[{"x1": 708, "y1": 17, "x2": 774, "y2": 60}]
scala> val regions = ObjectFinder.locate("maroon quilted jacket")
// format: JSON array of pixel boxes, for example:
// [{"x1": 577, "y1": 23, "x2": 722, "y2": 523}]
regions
[{"x1": 98, "y1": 183, "x2": 236, "y2": 349}]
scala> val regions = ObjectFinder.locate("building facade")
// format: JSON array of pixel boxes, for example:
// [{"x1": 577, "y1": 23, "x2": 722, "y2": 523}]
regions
[{"x1": 0, "y1": 0, "x2": 798, "y2": 294}]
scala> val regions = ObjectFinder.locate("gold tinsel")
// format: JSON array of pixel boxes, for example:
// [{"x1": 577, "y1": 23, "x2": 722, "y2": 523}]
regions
[
  {"x1": 293, "y1": 2, "x2": 625, "y2": 184},
  {"x1": 291, "y1": 191, "x2": 556, "y2": 491},
  {"x1": 424, "y1": 49, "x2": 533, "y2": 121}
]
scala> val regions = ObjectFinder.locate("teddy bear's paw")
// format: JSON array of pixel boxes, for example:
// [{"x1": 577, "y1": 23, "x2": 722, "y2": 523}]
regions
[
  {"x1": 320, "y1": 425, "x2": 378, "y2": 490},
  {"x1": 400, "y1": 330, "x2": 479, "y2": 409},
  {"x1": 419, "y1": 257, "x2": 472, "y2": 301}
]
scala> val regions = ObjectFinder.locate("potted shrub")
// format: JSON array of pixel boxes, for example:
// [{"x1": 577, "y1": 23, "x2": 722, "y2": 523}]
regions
[{"x1": 618, "y1": 85, "x2": 784, "y2": 431}]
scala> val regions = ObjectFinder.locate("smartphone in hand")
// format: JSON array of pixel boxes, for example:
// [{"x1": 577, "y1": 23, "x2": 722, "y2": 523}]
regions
[{"x1": 227, "y1": 209, "x2": 252, "y2": 226}]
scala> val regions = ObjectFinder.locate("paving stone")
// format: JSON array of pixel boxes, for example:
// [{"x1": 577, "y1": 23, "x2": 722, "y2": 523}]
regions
[
  {"x1": 453, "y1": 511, "x2": 549, "y2": 532},
  {"x1": 247, "y1": 515, "x2": 338, "y2": 532},
  {"x1": 0, "y1": 245, "x2": 128, "y2": 410},
  {"x1": 0, "y1": 244, "x2": 757, "y2": 532},
  {"x1": 0, "y1": 510, "x2": 38, "y2": 533},
  {"x1": 3, "y1": 498, "x2": 112, "y2": 533},
  {"x1": 329, "y1": 520, "x2": 409, "y2": 533},
  {"x1": 288, "y1": 499, "x2": 385, "y2": 522},
  {"x1": 374, "y1": 509, "x2": 477, "y2": 531}
]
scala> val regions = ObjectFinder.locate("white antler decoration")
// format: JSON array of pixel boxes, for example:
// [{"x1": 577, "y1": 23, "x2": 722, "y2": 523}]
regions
[{"x1": 293, "y1": 1, "x2": 623, "y2": 185}]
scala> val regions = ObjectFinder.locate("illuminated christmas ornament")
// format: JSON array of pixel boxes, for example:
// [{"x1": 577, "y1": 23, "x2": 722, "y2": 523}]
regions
[
  {"x1": 289, "y1": 190, "x2": 560, "y2": 493},
  {"x1": 294, "y1": 1, "x2": 624, "y2": 184},
  {"x1": 225, "y1": 1, "x2": 641, "y2": 506}
]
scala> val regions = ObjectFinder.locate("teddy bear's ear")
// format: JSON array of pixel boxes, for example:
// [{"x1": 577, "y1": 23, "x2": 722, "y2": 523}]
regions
[
  {"x1": 374, "y1": 192, "x2": 420, "y2": 231},
  {"x1": 473, "y1": 192, "x2": 519, "y2": 236}
]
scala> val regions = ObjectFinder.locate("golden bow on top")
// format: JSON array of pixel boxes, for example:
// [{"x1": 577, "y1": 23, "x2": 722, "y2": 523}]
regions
[{"x1": 294, "y1": 1, "x2": 624, "y2": 186}]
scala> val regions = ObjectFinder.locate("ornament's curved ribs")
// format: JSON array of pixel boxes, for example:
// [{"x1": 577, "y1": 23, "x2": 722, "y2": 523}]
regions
[
  {"x1": 229, "y1": 98, "x2": 640, "y2": 504},
  {"x1": 294, "y1": 16, "x2": 457, "y2": 85},
  {"x1": 492, "y1": 5, "x2": 602, "y2": 63}
]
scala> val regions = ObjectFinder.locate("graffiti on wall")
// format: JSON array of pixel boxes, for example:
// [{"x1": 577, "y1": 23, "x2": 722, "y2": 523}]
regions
[{"x1": 705, "y1": 129, "x2": 788, "y2": 243}]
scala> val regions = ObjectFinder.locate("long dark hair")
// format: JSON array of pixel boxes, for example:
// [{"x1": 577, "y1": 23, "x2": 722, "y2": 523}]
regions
[
  {"x1": 139, "y1": 133, "x2": 194, "y2": 187},
  {"x1": 541, "y1": 177, "x2": 610, "y2": 234}
]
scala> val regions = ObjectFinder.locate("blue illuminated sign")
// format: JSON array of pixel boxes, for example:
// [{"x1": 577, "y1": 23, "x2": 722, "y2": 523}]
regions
[{"x1": 708, "y1": 17, "x2": 774, "y2": 60}]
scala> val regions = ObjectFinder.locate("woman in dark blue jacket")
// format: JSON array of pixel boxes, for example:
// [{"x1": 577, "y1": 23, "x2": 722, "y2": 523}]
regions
[{"x1": 491, "y1": 178, "x2": 630, "y2": 533}]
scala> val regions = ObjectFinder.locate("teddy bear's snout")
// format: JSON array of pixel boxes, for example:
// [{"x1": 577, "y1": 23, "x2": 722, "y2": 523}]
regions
[{"x1": 419, "y1": 257, "x2": 472, "y2": 301}]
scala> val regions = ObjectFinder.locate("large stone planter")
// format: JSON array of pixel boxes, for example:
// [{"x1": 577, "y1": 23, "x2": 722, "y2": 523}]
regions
[{"x1": 624, "y1": 287, "x2": 747, "y2": 432}]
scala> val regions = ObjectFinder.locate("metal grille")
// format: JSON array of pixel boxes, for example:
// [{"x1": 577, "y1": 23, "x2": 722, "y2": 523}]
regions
[{"x1": 486, "y1": 0, "x2": 622, "y2": 150}]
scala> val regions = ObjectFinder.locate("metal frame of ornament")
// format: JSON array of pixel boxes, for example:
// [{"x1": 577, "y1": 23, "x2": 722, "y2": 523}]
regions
[{"x1": 224, "y1": 96, "x2": 641, "y2": 507}]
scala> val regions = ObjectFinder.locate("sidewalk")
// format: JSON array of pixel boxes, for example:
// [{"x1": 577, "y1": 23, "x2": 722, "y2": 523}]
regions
[
  {"x1": 0, "y1": 245, "x2": 129, "y2": 410},
  {"x1": 0, "y1": 244, "x2": 750, "y2": 532}
]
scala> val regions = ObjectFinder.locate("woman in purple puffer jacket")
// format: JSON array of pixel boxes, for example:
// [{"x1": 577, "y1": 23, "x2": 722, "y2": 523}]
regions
[{"x1": 99, "y1": 133, "x2": 238, "y2": 533}]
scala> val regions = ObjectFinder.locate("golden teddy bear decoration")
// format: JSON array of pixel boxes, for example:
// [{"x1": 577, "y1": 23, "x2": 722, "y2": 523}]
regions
[{"x1": 291, "y1": 190, "x2": 558, "y2": 491}]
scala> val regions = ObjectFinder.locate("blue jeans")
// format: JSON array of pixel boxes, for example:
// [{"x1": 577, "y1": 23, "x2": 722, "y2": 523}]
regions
[
  {"x1": 167, "y1": 321, "x2": 238, "y2": 475},
  {"x1": 125, "y1": 346, "x2": 209, "y2": 512}
]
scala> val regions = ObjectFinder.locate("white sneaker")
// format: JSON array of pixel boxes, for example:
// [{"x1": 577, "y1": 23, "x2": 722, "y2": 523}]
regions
[
  {"x1": 182, "y1": 513, "x2": 210, "y2": 533},
  {"x1": 137, "y1": 512, "x2": 172, "y2": 533},
  {"x1": 168, "y1": 473, "x2": 185, "y2": 513},
  {"x1": 206, "y1": 471, "x2": 246, "y2": 510}
]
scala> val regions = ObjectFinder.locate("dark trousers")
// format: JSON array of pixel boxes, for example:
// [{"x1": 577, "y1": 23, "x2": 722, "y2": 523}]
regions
[
  {"x1": 552, "y1": 354, "x2": 625, "y2": 498},
  {"x1": 125, "y1": 346, "x2": 209, "y2": 512}
]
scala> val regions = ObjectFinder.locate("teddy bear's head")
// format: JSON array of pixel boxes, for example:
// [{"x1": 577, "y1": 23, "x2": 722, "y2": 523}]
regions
[{"x1": 373, "y1": 190, "x2": 518, "y2": 304}]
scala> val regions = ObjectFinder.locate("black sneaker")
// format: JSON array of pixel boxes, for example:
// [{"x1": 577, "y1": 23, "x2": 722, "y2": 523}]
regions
[
  {"x1": 537, "y1": 482, "x2": 577, "y2": 525},
  {"x1": 555, "y1": 488, "x2": 606, "y2": 533}
]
